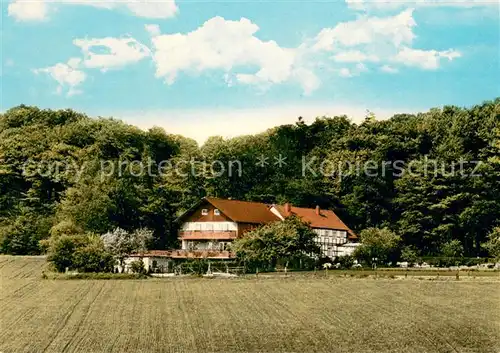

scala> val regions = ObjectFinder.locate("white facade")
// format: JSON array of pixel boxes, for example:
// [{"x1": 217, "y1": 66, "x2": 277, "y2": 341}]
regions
[
  {"x1": 180, "y1": 221, "x2": 237, "y2": 251},
  {"x1": 119, "y1": 256, "x2": 172, "y2": 273},
  {"x1": 335, "y1": 242, "x2": 361, "y2": 257},
  {"x1": 313, "y1": 228, "x2": 357, "y2": 259},
  {"x1": 180, "y1": 222, "x2": 238, "y2": 231}
]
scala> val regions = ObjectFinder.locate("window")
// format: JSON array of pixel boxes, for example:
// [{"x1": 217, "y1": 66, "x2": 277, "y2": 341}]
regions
[
  {"x1": 201, "y1": 209, "x2": 208, "y2": 216},
  {"x1": 214, "y1": 209, "x2": 220, "y2": 216}
]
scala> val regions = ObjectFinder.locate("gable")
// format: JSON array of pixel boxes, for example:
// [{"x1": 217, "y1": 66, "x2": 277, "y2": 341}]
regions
[
  {"x1": 179, "y1": 200, "x2": 232, "y2": 223},
  {"x1": 206, "y1": 198, "x2": 280, "y2": 224},
  {"x1": 176, "y1": 197, "x2": 280, "y2": 224}
]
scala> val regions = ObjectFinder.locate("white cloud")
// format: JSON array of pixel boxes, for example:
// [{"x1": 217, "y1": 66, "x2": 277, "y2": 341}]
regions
[
  {"x1": 313, "y1": 9, "x2": 460, "y2": 74},
  {"x1": 8, "y1": 0, "x2": 178, "y2": 21},
  {"x1": 393, "y1": 47, "x2": 461, "y2": 69},
  {"x1": 339, "y1": 68, "x2": 353, "y2": 77},
  {"x1": 380, "y1": 65, "x2": 398, "y2": 73},
  {"x1": 291, "y1": 68, "x2": 321, "y2": 95},
  {"x1": 332, "y1": 50, "x2": 379, "y2": 63},
  {"x1": 126, "y1": 1, "x2": 178, "y2": 19},
  {"x1": 149, "y1": 16, "x2": 319, "y2": 94},
  {"x1": 31, "y1": 35, "x2": 149, "y2": 96},
  {"x1": 145, "y1": 24, "x2": 161, "y2": 37},
  {"x1": 356, "y1": 63, "x2": 368, "y2": 72},
  {"x1": 73, "y1": 37, "x2": 150, "y2": 72},
  {"x1": 33, "y1": 58, "x2": 86, "y2": 96},
  {"x1": 338, "y1": 63, "x2": 368, "y2": 78},
  {"x1": 346, "y1": 0, "x2": 499, "y2": 11},
  {"x1": 313, "y1": 9, "x2": 416, "y2": 50},
  {"x1": 26, "y1": 10, "x2": 462, "y2": 97},
  {"x1": 8, "y1": 0, "x2": 47, "y2": 21},
  {"x1": 67, "y1": 57, "x2": 81, "y2": 68}
]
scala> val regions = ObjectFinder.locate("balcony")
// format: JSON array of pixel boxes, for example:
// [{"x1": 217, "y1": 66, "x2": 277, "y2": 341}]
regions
[
  {"x1": 130, "y1": 250, "x2": 234, "y2": 259},
  {"x1": 178, "y1": 231, "x2": 237, "y2": 240}
]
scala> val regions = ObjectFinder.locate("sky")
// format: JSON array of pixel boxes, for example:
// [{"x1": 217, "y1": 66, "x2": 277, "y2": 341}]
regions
[{"x1": 1, "y1": 0, "x2": 499, "y2": 144}]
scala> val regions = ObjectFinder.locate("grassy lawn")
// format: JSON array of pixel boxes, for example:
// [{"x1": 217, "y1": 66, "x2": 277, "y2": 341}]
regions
[{"x1": 1, "y1": 256, "x2": 499, "y2": 353}]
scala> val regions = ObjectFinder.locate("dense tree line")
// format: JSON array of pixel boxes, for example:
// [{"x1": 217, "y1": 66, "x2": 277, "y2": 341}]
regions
[{"x1": 0, "y1": 99, "x2": 499, "y2": 257}]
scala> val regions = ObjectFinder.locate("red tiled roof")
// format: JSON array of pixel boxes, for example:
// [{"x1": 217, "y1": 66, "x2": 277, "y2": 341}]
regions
[
  {"x1": 130, "y1": 250, "x2": 171, "y2": 257},
  {"x1": 274, "y1": 205, "x2": 357, "y2": 239},
  {"x1": 205, "y1": 197, "x2": 280, "y2": 224}
]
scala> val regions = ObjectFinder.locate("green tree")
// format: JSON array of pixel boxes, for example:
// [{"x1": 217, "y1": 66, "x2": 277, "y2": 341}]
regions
[
  {"x1": 353, "y1": 227, "x2": 401, "y2": 265},
  {"x1": 440, "y1": 240, "x2": 464, "y2": 258},
  {"x1": 47, "y1": 234, "x2": 114, "y2": 273},
  {"x1": 72, "y1": 235, "x2": 115, "y2": 273},
  {"x1": 1, "y1": 99, "x2": 499, "y2": 258},
  {"x1": 400, "y1": 246, "x2": 419, "y2": 266},
  {"x1": 0, "y1": 207, "x2": 52, "y2": 254},
  {"x1": 231, "y1": 216, "x2": 320, "y2": 272},
  {"x1": 482, "y1": 227, "x2": 500, "y2": 259}
]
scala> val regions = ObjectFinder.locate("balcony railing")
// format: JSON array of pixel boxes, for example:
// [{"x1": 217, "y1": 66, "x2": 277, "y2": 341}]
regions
[
  {"x1": 178, "y1": 231, "x2": 237, "y2": 240},
  {"x1": 131, "y1": 250, "x2": 234, "y2": 259}
]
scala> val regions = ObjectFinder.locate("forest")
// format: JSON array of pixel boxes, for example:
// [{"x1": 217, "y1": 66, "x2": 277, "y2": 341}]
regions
[{"x1": 0, "y1": 99, "x2": 499, "y2": 258}]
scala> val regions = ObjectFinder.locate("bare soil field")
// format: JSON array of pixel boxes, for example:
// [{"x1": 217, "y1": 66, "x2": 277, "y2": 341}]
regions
[{"x1": 0, "y1": 256, "x2": 499, "y2": 353}]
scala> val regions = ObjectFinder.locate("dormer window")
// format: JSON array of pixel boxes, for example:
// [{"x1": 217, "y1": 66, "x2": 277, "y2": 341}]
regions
[
  {"x1": 214, "y1": 209, "x2": 220, "y2": 216},
  {"x1": 201, "y1": 209, "x2": 208, "y2": 216}
]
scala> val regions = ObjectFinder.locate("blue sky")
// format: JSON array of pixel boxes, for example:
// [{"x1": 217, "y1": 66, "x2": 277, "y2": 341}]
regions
[{"x1": 1, "y1": 0, "x2": 499, "y2": 143}]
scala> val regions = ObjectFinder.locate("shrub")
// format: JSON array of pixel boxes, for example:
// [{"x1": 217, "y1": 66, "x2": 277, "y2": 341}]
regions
[
  {"x1": 130, "y1": 259, "x2": 147, "y2": 274},
  {"x1": 337, "y1": 255, "x2": 355, "y2": 269},
  {"x1": 482, "y1": 227, "x2": 500, "y2": 260},
  {"x1": 440, "y1": 240, "x2": 464, "y2": 258},
  {"x1": 180, "y1": 259, "x2": 209, "y2": 275},
  {"x1": 73, "y1": 241, "x2": 115, "y2": 273},
  {"x1": 421, "y1": 256, "x2": 489, "y2": 267},
  {"x1": 47, "y1": 235, "x2": 86, "y2": 272},
  {"x1": 45, "y1": 272, "x2": 148, "y2": 280},
  {"x1": 47, "y1": 234, "x2": 114, "y2": 273},
  {"x1": 401, "y1": 246, "x2": 419, "y2": 266}
]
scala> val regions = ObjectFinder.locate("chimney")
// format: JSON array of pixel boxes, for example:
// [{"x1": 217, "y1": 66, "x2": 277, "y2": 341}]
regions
[
  {"x1": 315, "y1": 205, "x2": 320, "y2": 215},
  {"x1": 284, "y1": 203, "x2": 291, "y2": 214}
]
